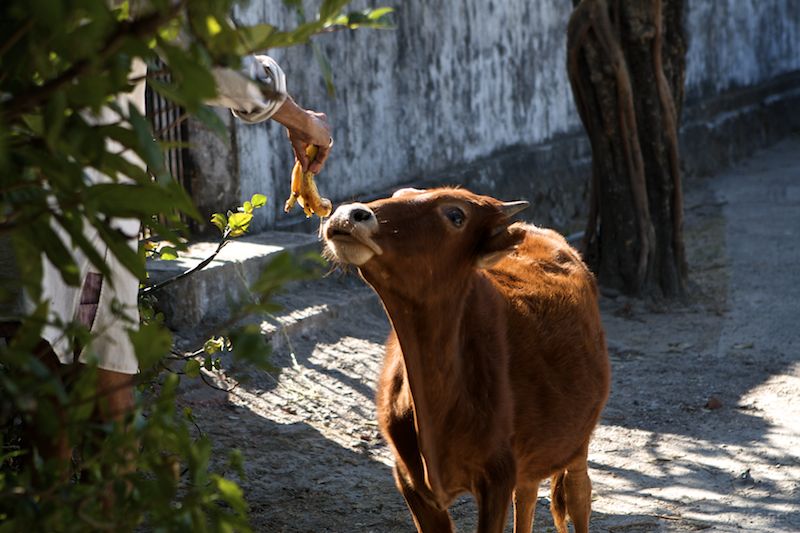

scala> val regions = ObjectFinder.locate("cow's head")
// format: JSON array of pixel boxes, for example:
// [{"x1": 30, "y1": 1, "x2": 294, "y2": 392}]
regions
[{"x1": 323, "y1": 188, "x2": 528, "y2": 296}]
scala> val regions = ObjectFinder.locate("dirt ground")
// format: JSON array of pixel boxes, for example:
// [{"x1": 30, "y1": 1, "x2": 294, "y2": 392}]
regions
[{"x1": 180, "y1": 137, "x2": 800, "y2": 532}]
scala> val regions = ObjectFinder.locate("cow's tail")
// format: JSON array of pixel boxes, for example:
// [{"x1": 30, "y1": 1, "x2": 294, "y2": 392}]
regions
[{"x1": 550, "y1": 470, "x2": 568, "y2": 532}]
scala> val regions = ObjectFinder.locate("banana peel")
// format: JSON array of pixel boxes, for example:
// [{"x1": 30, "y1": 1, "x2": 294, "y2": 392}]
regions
[{"x1": 284, "y1": 145, "x2": 332, "y2": 218}]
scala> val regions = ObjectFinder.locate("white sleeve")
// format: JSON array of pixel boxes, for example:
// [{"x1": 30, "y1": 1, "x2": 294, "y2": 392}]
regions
[{"x1": 207, "y1": 55, "x2": 288, "y2": 123}]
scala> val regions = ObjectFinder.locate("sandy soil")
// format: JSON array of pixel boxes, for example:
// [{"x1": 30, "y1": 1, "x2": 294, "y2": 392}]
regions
[{"x1": 179, "y1": 138, "x2": 800, "y2": 532}]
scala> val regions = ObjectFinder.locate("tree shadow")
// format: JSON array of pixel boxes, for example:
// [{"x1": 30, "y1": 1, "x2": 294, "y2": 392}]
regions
[
  {"x1": 180, "y1": 170, "x2": 800, "y2": 531},
  {"x1": 589, "y1": 452, "x2": 800, "y2": 531},
  {"x1": 185, "y1": 398, "x2": 412, "y2": 532},
  {"x1": 597, "y1": 178, "x2": 798, "y2": 448},
  {"x1": 184, "y1": 392, "x2": 694, "y2": 532}
]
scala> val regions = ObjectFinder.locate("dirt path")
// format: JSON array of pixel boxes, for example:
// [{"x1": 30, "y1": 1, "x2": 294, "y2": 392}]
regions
[{"x1": 181, "y1": 137, "x2": 800, "y2": 532}]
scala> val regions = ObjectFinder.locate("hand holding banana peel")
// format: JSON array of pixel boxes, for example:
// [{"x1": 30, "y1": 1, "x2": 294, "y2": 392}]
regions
[{"x1": 284, "y1": 144, "x2": 333, "y2": 218}]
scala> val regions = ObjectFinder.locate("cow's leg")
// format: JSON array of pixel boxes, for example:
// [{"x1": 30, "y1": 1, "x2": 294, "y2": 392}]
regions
[
  {"x1": 475, "y1": 449, "x2": 516, "y2": 533},
  {"x1": 550, "y1": 444, "x2": 593, "y2": 533},
  {"x1": 394, "y1": 467, "x2": 454, "y2": 533},
  {"x1": 562, "y1": 456, "x2": 592, "y2": 533},
  {"x1": 550, "y1": 471, "x2": 568, "y2": 533},
  {"x1": 384, "y1": 410, "x2": 452, "y2": 532},
  {"x1": 513, "y1": 481, "x2": 540, "y2": 533}
]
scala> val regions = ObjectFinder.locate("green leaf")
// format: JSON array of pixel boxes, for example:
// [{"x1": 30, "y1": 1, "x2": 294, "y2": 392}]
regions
[
  {"x1": 368, "y1": 7, "x2": 395, "y2": 20},
  {"x1": 228, "y1": 449, "x2": 245, "y2": 478},
  {"x1": 227, "y1": 212, "x2": 253, "y2": 237},
  {"x1": 332, "y1": 8, "x2": 396, "y2": 30},
  {"x1": 156, "y1": 39, "x2": 217, "y2": 105},
  {"x1": 159, "y1": 246, "x2": 178, "y2": 260},
  {"x1": 312, "y1": 42, "x2": 335, "y2": 97},
  {"x1": 250, "y1": 193, "x2": 267, "y2": 208},
  {"x1": 250, "y1": 252, "x2": 310, "y2": 295},
  {"x1": 29, "y1": 220, "x2": 81, "y2": 286},
  {"x1": 129, "y1": 322, "x2": 173, "y2": 369},
  {"x1": 236, "y1": 23, "x2": 279, "y2": 54},
  {"x1": 55, "y1": 213, "x2": 111, "y2": 279},
  {"x1": 210, "y1": 213, "x2": 228, "y2": 233},
  {"x1": 194, "y1": 106, "x2": 229, "y2": 142},
  {"x1": 214, "y1": 475, "x2": 248, "y2": 515},
  {"x1": 203, "y1": 336, "x2": 224, "y2": 355},
  {"x1": 11, "y1": 231, "x2": 44, "y2": 302},
  {"x1": 148, "y1": 78, "x2": 189, "y2": 108},
  {"x1": 229, "y1": 325, "x2": 271, "y2": 367},
  {"x1": 7, "y1": 302, "x2": 49, "y2": 354},
  {"x1": 44, "y1": 91, "x2": 67, "y2": 148},
  {"x1": 94, "y1": 148, "x2": 153, "y2": 184},
  {"x1": 21, "y1": 114, "x2": 44, "y2": 136},
  {"x1": 319, "y1": 0, "x2": 350, "y2": 21},
  {"x1": 254, "y1": 19, "x2": 326, "y2": 50},
  {"x1": 93, "y1": 219, "x2": 147, "y2": 280},
  {"x1": 128, "y1": 103, "x2": 169, "y2": 183},
  {"x1": 239, "y1": 301, "x2": 283, "y2": 315},
  {"x1": 206, "y1": 16, "x2": 223, "y2": 36},
  {"x1": 85, "y1": 183, "x2": 191, "y2": 218},
  {"x1": 184, "y1": 359, "x2": 201, "y2": 378}
]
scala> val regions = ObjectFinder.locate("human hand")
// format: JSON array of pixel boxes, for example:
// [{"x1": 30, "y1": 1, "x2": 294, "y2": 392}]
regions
[
  {"x1": 287, "y1": 110, "x2": 332, "y2": 174},
  {"x1": 272, "y1": 98, "x2": 333, "y2": 174}
]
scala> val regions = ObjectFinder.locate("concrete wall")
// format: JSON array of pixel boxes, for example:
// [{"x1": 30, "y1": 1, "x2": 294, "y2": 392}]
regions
[
  {"x1": 685, "y1": 0, "x2": 800, "y2": 101},
  {"x1": 191, "y1": 0, "x2": 800, "y2": 231}
]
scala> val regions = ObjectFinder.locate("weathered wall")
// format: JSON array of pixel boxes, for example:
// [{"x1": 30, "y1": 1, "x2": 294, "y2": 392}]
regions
[
  {"x1": 685, "y1": 0, "x2": 800, "y2": 101},
  {"x1": 191, "y1": 0, "x2": 800, "y2": 231}
]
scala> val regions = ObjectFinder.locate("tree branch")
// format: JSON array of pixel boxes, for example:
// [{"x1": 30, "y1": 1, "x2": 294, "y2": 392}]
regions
[
  {"x1": 2, "y1": 3, "x2": 185, "y2": 120},
  {"x1": 0, "y1": 18, "x2": 33, "y2": 57},
  {"x1": 139, "y1": 233, "x2": 230, "y2": 295}
]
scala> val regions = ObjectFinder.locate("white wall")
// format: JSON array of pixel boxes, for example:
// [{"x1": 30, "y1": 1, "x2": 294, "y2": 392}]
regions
[
  {"x1": 685, "y1": 0, "x2": 800, "y2": 99},
  {"x1": 223, "y1": 0, "x2": 800, "y2": 229}
]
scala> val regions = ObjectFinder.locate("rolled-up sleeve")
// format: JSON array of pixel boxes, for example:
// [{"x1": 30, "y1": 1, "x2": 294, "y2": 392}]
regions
[{"x1": 207, "y1": 55, "x2": 288, "y2": 123}]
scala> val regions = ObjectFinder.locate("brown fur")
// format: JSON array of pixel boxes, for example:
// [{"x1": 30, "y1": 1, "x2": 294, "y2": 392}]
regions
[{"x1": 323, "y1": 188, "x2": 610, "y2": 533}]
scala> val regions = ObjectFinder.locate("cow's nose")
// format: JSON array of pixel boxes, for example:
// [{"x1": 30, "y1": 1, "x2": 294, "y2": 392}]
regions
[
  {"x1": 330, "y1": 203, "x2": 375, "y2": 226},
  {"x1": 351, "y1": 207, "x2": 374, "y2": 224},
  {"x1": 327, "y1": 203, "x2": 378, "y2": 235}
]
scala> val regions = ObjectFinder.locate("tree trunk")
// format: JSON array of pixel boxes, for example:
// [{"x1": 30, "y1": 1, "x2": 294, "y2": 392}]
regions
[{"x1": 567, "y1": 0, "x2": 688, "y2": 297}]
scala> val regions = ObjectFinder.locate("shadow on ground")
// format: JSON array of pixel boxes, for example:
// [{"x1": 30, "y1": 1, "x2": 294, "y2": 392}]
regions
[{"x1": 182, "y1": 139, "x2": 800, "y2": 532}]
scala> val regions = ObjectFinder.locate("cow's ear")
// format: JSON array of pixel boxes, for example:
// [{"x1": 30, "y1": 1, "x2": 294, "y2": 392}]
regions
[{"x1": 476, "y1": 224, "x2": 526, "y2": 269}]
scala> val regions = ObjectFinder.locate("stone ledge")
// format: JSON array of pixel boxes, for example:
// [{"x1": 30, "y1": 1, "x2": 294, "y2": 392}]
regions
[{"x1": 146, "y1": 231, "x2": 320, "y2": 332}]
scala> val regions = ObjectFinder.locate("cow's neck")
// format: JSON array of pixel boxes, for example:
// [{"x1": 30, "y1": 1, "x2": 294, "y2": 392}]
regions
[{"x1": 375, "y1": 271, "x2": 503, "y2": 499}]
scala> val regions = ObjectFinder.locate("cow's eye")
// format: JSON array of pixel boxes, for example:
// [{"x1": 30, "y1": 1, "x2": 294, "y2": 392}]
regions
[{"x1": 445, "y1": 207, "x2": 465, "y2": 227}]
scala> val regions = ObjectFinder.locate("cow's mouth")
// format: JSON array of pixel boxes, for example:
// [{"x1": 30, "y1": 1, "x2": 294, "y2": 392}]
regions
[{"x1": 323, "y1": 221, "x2": 383, "y2": 266}]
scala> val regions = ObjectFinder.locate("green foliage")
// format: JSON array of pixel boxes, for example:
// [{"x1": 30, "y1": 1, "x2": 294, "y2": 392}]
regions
[
  {"x1": 210, "y1": 192, "x2": 269, "y2": 238},
  {"x1": 0, "y1": 0, "x2": 390, "y2": 530},
  {"x1": 186, "y1": 250, "x2": 323, "y2": 379}
]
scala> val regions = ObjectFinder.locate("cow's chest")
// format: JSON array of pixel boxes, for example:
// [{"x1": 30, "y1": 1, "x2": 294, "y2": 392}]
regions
[{"x1": 380, "y1": 365, "x2": 509, "y2": 494}]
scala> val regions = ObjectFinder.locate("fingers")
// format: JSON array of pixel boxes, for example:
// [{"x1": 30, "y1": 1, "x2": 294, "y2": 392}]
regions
[
  {"x1": 306, "y1": 113, "x2": 332, "y2": 173},
  {"x1": 284, "y1": 109, "x2": 333, "y2": 173},
  {"x1": 290, "y1": 136, "x2": 309, "y2": 172},
  {"x1": 309, "y1": 138, "x2": 332, "y2": 174}
]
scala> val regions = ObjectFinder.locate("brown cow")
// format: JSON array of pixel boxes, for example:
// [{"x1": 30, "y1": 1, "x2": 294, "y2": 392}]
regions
[{"x1": 323, "y1": 187, "x2": 610, "y2": 533}]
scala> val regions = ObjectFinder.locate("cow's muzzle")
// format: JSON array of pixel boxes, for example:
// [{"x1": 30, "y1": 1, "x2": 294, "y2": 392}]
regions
[{"x1": 323, "y1": 203, "x2": 383, "y2": 265}]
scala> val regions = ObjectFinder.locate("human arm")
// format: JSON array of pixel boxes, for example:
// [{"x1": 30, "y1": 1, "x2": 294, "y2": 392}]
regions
[{"x1": 207, "y1": 55, "x2": 332, "y2": 173}]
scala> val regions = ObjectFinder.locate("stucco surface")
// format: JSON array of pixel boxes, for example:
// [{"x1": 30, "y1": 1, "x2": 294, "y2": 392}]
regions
[{"x1": 214, "y1": 0, "x2": 800, "y2": 229}]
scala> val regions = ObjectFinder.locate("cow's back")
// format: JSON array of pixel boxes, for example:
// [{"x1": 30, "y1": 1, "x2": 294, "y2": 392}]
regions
[{"x1": 487, "y1": 223, "x2": 610, "y2": 479}]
